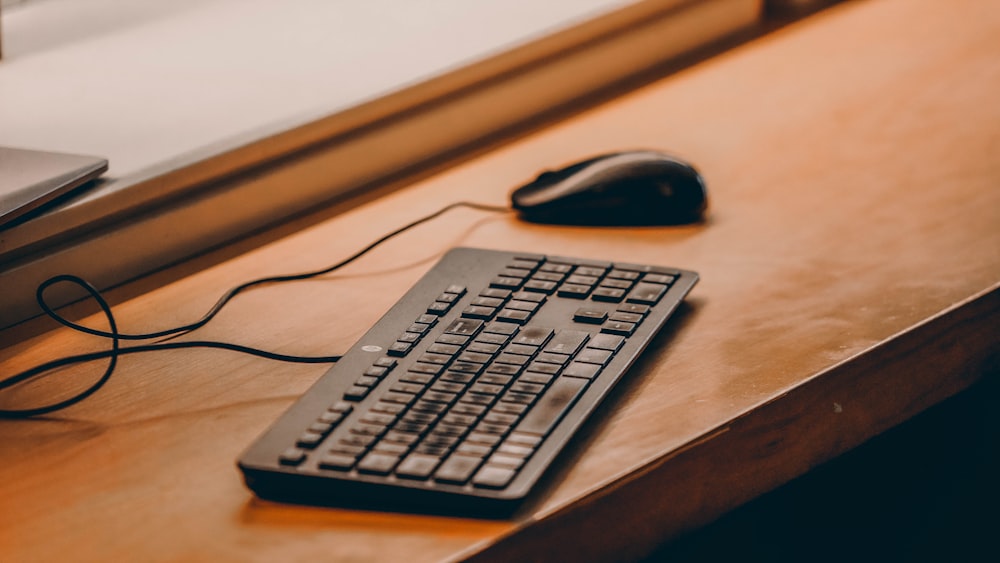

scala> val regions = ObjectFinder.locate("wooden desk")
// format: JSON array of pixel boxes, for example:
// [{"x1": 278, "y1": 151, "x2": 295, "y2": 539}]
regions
[{"x1": 2, "y1": 0, "x2": 998, "y2": 560}]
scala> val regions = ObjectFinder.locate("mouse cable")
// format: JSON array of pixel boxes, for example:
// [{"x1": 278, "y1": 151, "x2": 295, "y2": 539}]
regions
[{"x1": 0, "y1": 201, "x2": 511, "y2": 418}]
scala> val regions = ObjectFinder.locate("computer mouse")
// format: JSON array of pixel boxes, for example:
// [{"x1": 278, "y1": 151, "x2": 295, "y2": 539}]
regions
[{"x1": 510, "y1": 150, "x2": 708, "y2": 226}]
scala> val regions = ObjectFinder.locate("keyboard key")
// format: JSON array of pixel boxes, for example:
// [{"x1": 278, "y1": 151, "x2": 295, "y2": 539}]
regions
[
  {"x1": 496, "y1": 309, "x2": 531, "y2": 324},
  {"x1": 356, "y1": 374, "x2": 381, "y2": 388},
  {"x1": 500, "y1": 267, "x2": 532, "y2": 279},
  {"x1": 566, "y1": 274, "x2": 599, "y2": 286},
  {"x1": 456, "y1": 443, "x2": 494, "y2": 457},
  {"x1": 587, "y1": 333, "x2": 625, "y2": 352},
  {"x1": 626, "y1": 282, "x2": 668, "y2": 305},
  {"x1": 573, "y1": 307, "x2": 608, "y2": 324},
  {"x1": 340, "y1": 434, "x2": 376, "y2": 448},
  {"x1": 427, "y1": 301, "x2": 451, "y2": 315},
  {"x1": 601, "y1": 320, "x2": 636, "y2": 336},
  {"x1": 440, "y1": 371, "x2": 476, "y2": 384},
  {"x1": 617, "y1": 303, "x2": 650, "y2": 316},
  {"x1": 532, "y1": 271, "x2": 565, "y2": 282},
  {"x1": 444, "y1": 318, "x2": 484, "y2": 336},
  {"x1": 318, "y1": 410, "x2": 346, "y2": 425},
  {"x1": 506, "y1": 432, "x2": 542, "y2": 447},
  {"x1": 450, "y1": 402, "x2": 487, "y2": 416},
  {"x1": 381, "y1": 391, "x2": 416, "y2": 405},
  {"x1": 442, "y1": 413, "x2": 479, "y2": 427},
  {"x1": 557, "y1": 284, "x2": 591, "y2": 298},
  {"x1": 449, "y1": 362, "x2": 485, "y2": 374},
  {"x1": 510, "y1": 258, "x2": 542, "y2": 270},
  {"x1": 642, "y1": 273, "x2": 676, "y2": 285},
  {"x1": 435, "y1": 336, "x2": 468, "y2": 349},
  {"x1": 488, "y1": 454, "x2": 525, "y2": 470},
  {"x1": 307, "y1": 422, "x2": 334, "y2": 435},
  {"x1": 485, "y1": 321, "x2": 520, "y2": 335},
  {"x1": 505, "y1": 300, "x2": 540, "y2": 312},
  {"x1": 562, "y1": 362, "x2": 601, "y2": 379},
  {"x1": 490, "y1": 277, "x2": 522, "y2": 289},
  {"x1": 462, "y1": 306, "x2": 496, "y2": 320},
  {"x1": 373, "y1": 356, "x2": 398, "y2": 368},
  {"x1": 371, "y1": 401, "x2": 407, "y2": 415},
  {"x1": 422, "y1": 391, "x2": 458, "y2": 404},
  {"x1": 278, "y1": 447, "x2": 307, "y2": 466},
  {"x1": 409, "y1": 362, "x2": 444, "y2": 375},
  {"x1": 492, "y1": 402, "x2": 528, "y2": 415},
  {"x1": 469, "y1": 383, "x2": 504, "y2": 396},
  {"x1": 318, "y1": 453, "x2": 356, "y2": 471},
  {"x1": 400, "y1": 372, "x2": 434, "y2": 385},
  {"x1": 388, "y1": 341, "x2": 414, "y2": 356},
  {"x1": 373, "y1": 442, "x2": 410, "y2": 456},
  {"x1": 535, "y1": 352, "x2": 570, "y2": 365},
  {"x1": 472, "y1": 296, "x2": 504, "y2": 308},
  {"x1": 518, "y1": 372, "x2": 554, "y2": 385},
  {"x1": 497, "y1": 443, "x2": 535, "y2": 458},
  {"x1": 395, "y1": 454, "x2": 441, "y2": 480},
  {"x1": 459, "y1": 393, "x2": 496, "y2": 406},
  {"x1": 501, "y1": 391, "x2": 536, "y2": 405},
  {"x1": 484, "y1": 412, "x2": 519, "y2": 425},
  {"x1": 444, "y1": 285, "x2": 467, "y2": 297},
  {"x1": 485, "y1": 362, "x2": 523, "y2": 376},
  {"x1": 415, "y1": 314, "x2": 440, "y2": 326},
  {"x1": 434, "y1": 455, "x2": 485, "y2": 484},
  {"x1": 607, "y1": 269, "x2": 640, "y2": 280},
  {"x1": 609, "y1": 311, "x2": 643, "y2": 324},
  {"x1": 418, "y1": 352, "x2": 452, "y2": 365},
  {"x1": 494, "y1": 353, "x2": 531, "y2": 366},
  {"x1": 523, "y1": 280, "x2": 557, "y2": 293},
  {"x1": 575, "y1": 348, "x2": 612, "y2": 366},
  {"x1": 525, "y1": 362, "x2": 560, "y2": 375},
  {"x1": 329, "y1": 401, "x2": 353, "y2": 413},
  {"x1": 511, "y1": 291, "x2": 546, "y2": 303},
  {"x1": 357, "y1": 453, "x2": 400, "y2": 475},
  {"x1": 478, "y1": 373, "x2": 513, "y2": 386},
  {"x1": 599, "y1": 278, "x2": 633, "y2": 289},
  {"x1": 591, "y1": 287, "x2": 626, "y2": 302},
  {"x1": 389, "y1": 381, "x2": 424, "y2": 395},
  {"x1": 296, "y1": 431, "x2": 325, "y2": 448},
  {"x1": 350, "y1": 423, "x2": 388, "y2": 437},
  {"x1": 479, "y1": 287, "x2": 512, "y2": 299},
  {"x1": 512, "y1": 327, "x2": 553, "y2": 347},
  {"x1": 458, "y1": 351, "x2": 492, "y2": 364},
  {"x1": 328, "y1": 443, "x2": 366, "y2": 457},
  {"x1": 539, "y1": 263, "x2": 572, "y2": 273},
  {"x1": 510, "y1": 382, "x2": 545, "y2": 394},
  {"x1": 361, "y1": 412, "x2": 397, "y2": 426},
  {"x1": 428, "y1": 342, "x2": 461, "y2": 355},
  {"x1": 406, "y1": 322, "x2": 431, "y2": 335},
  {"x1": 431, "y1": 381, "x2": 466, "y2": 394},
  {"x1": 472, "y1": 465, "x2": 517, "y2": 489},
  {"x1": 467, "y1": 342, "x2": 501, "y2": 355},
  {"x1": 516, "y1": 376, "x2": 587, "y2": 436},
  {"x1": 343, "y1": 385, "x2": 371, "y2": 401},
  {"x1": 544, "y1": 330, "x2": 589, "y2": 355},
  {"x1": 475, "y1": 332, "x2": 511, "y2": 346}
]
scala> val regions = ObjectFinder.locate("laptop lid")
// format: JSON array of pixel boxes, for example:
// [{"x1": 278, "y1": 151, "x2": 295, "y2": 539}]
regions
[{"x1": 0, "y1": 146, "x2": 107, "y2": 230}]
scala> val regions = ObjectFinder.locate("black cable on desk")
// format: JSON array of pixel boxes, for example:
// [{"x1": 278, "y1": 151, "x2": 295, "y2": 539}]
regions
[{"x1": 0, "y1": 201, "x2": 511, "y2": 418}]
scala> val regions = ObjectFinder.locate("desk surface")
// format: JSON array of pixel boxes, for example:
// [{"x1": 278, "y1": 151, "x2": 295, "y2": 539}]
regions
[{"x1": 1, "y1": 0, "x2": 999, "y2": 561}]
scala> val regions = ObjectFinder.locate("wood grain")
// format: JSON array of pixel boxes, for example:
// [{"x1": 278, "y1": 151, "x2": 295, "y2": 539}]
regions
[{"x1": 2, "y1": 0, "x2": 999, "y2": 561}]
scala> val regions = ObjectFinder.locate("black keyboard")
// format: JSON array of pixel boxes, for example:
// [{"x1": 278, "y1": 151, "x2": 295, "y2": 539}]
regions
[{"x1": 238, "y1": 247, "x2": 697, "y2": 514}]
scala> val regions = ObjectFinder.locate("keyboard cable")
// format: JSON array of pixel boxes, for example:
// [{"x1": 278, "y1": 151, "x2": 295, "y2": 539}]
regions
[{"x1": 0, "y1": 201, "x2": 511, "y2": 418}]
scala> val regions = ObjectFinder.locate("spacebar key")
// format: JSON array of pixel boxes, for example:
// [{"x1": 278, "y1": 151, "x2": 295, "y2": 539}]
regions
[{"x1": 515, "y1": 376, "x2": 587, "y2": 437}]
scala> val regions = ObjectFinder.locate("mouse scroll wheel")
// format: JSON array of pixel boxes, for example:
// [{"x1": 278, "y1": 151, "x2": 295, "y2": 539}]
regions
[{"x1": 656, "y1": 181, "x2": 674, "y2": 197}]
